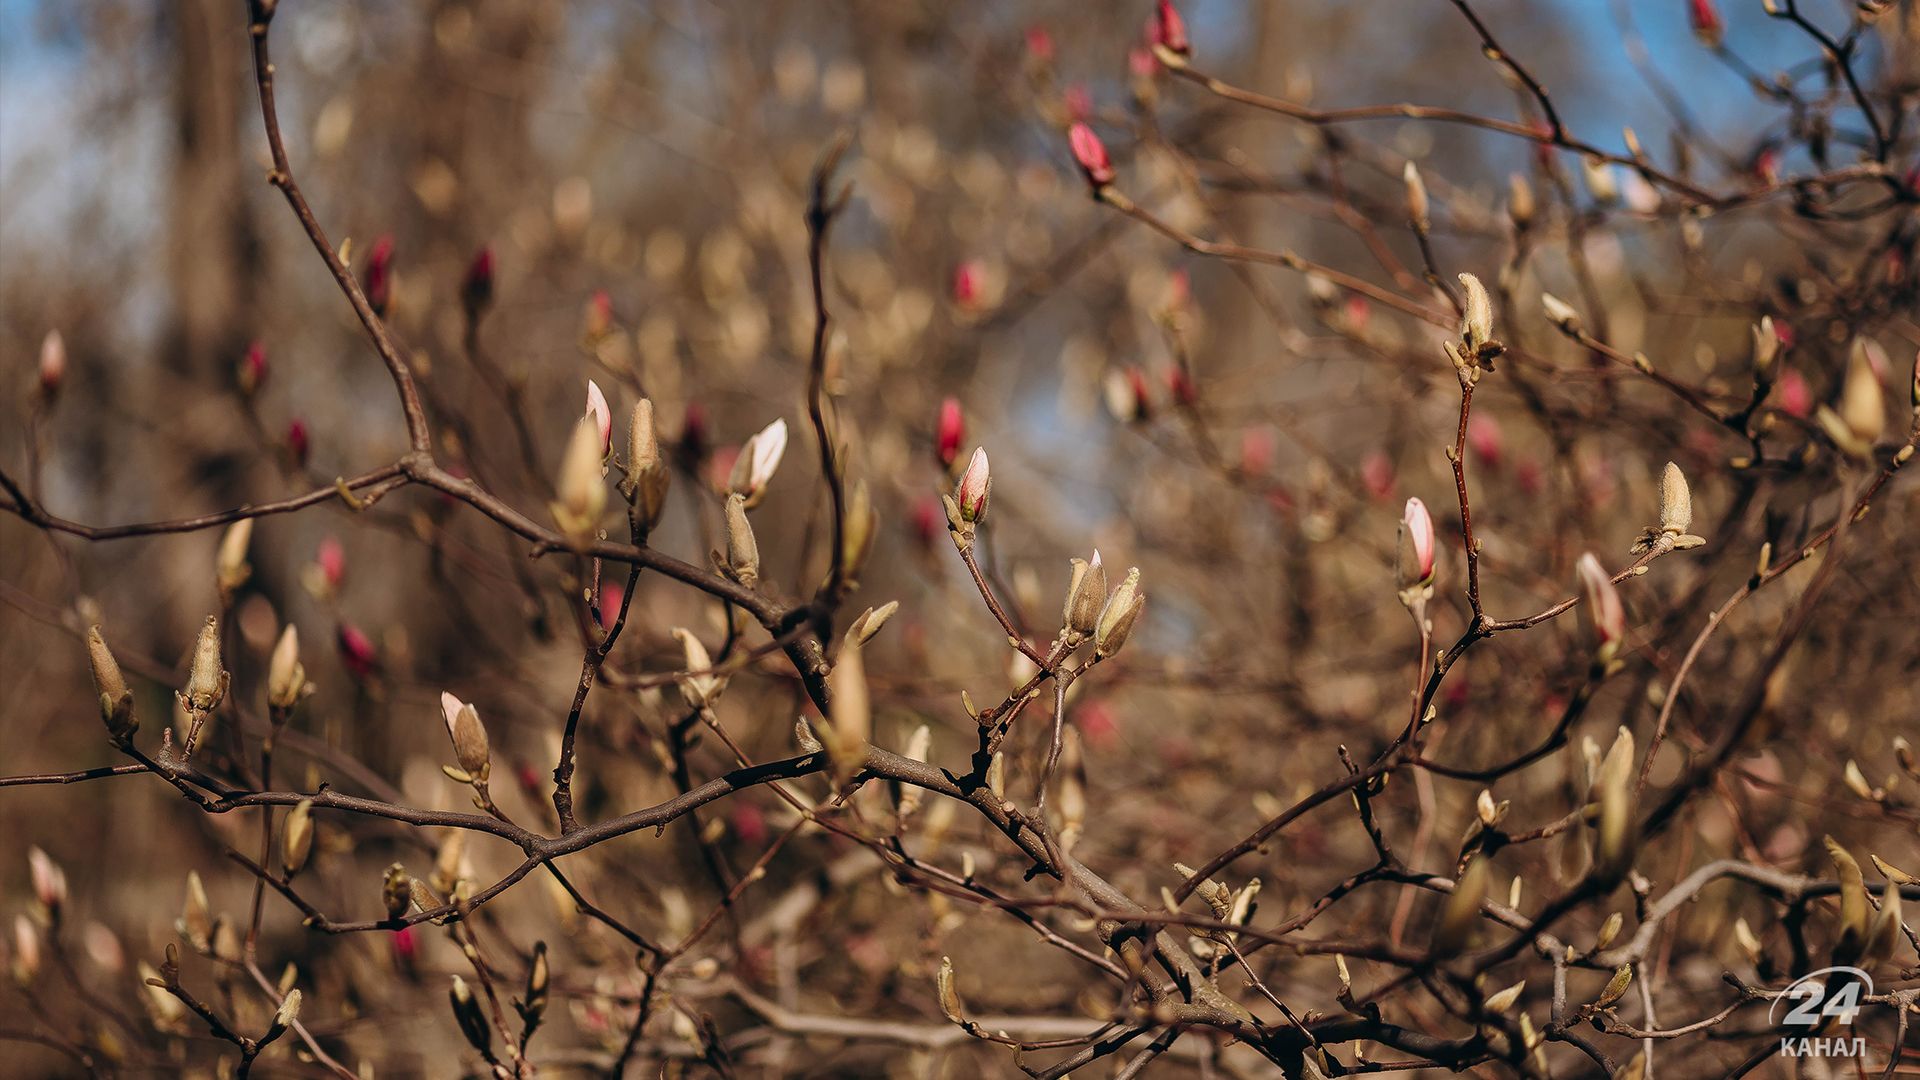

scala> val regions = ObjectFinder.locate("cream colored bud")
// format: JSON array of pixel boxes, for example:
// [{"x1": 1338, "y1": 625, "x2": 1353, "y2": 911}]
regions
[
  {"x1": 181, "y1": 871, "x2": 213, "y2": 951},
  {"x1": 550, "y1": 418, "x2": 608, "y2": 550},
  {"x1": 936, "y1": 956, "x2": 965, "y2": 1025},
  {"x1": 673, "y1": 628, "x2": 723, "y2": 710},
  {"x1": 1751, "y1": 318, "x2": 1780, "y2": 381},
  {"x1": 28, "y1": 847, "x2": 66, "y2": 916},
  {"x1": 11, "y1": 916, "x2": 40, "y2": 986},
  {"x1": 1594, "y1": 726, "x2": 1638, "y2": 881},
  {"x1": 826, "y1": 641, "x2": 871, "y2": 787},
  {"x1": 722, "y1": 493, "x2": 760, "y2": 587},
  {"x1": 440, "y1": 692, "x2": 490, "y2": 781},
  {"x1": 1827, "y1": 836, "x2": 1870, "y2": 959},
  {"x1": 282, "y1": 799, "x2": 314, "y2": 877},
  {"x1": 728, "y1": 418, "x2": 789, "y2": 508},
  {"x1": 1507, "y1": 173, "x2": 1536, "y2": 228},
  {"x1": 215, "y1": 519, "x2": 253, "y2": 598},
  {"x1": 1484, "y1": 979, "x2": 1526, "y2": 1014},
  {"x1": 267, "y1": 625, "x2": 305, "y2": 710},
  {"x1": 1818, "y1": 340, "x2": 1887, "y2": 457},
  {"x1": 272, "y1": 989, "x2": 302, "y2": 1032},
  {"x1": 1541, "y1": 292, "x2": 1581, "y2": 334},
  {"x1": 897, "y1": 724, "x2": 932, "y2": 820},
  {"x1": 1657, "y1": 462, "x2": 1692, "y2": 535},
  {"x1": 1094, "y1": 567, "x2": 1144, "y2": 659},
  {"x1": 1402, "y1": 161, "x2": 1430, "y2": 233},
  {"x1": 184, "y1": 616, "x2": 226, "y2": 713},
  {"x1": 1582, "y1": 157, "x2": 1619, "y2": 204},
  {"x1": 1863, "y1": 877, "x2": 1905, "y2": 967},
  {"x1": 1458, "y1": 273, "x2": 1493, "y2": 352},
  {"x1": 841, "y1": 480, "x2": 876, "y2": 578}
]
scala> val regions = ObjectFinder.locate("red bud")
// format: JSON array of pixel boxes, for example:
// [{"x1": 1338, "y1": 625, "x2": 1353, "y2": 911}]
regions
[
  {"x1": 336, "y1": 622, "x2": 377, "y2": 679},
  {"x1": 1153, "y1": 0, "x2": 1190, "y2": 56},
  {"x1": 364, "y1": 235, "x2": 394, "y2": 316},
  {"x1": 936, "y1": 398, "x2": 965, "y2": 468},
  {"x1": 1068, "y1": 122, "x2": 1115, "y2": 189},
  {"x1": 238, "y1": 341, "x2": 267, "y2": 396},
  {"x1": 287, "y1": 419, "x2": 310, "y2": 467},
  {"x1": 460, "y1": 247, "x2": 495, "y2": 317},
  {"x1": 1688, "y1": 0, "x2": 1722, "y2": 47}
]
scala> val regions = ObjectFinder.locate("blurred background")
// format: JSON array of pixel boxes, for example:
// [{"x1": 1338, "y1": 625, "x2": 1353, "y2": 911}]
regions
[{"x1": 3, "y1": 0, "x2": 1918, "y2": 1075}]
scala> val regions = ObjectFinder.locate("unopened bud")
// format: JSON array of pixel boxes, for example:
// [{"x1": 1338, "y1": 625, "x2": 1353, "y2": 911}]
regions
[
  {"x1": 1577, "y1": 554, "x2": 1625, "y2": 664},
  {"x1": 726, "y1": 418, "x2": 788, "y2": 509},
  {"x1": 620, "y1": 399, "x2": 671, "y2": 532},
  {"x1": 381, "y1": 864, "x2": 412, "y2": 921},
  {"x1": 363, "y1": 235, "x2": 394, "y2": 316},
  {"x1": 180, "y1": 871, "x2": 213, "y2": 951},
  {"x1": 1827, "y1": 837, "x2": 1870, "y2": 961},
  {"x1": 936, "y1": 398, "x2": 965, "y2": 468},
  {"x1": 1817, "y1": 340, "x2": 1887, "y2": 457},
  {"x1": 826, "y1": 641, "x2": 871, "y2": 787},
  {"x1": 954, "y1": 447, "x2": 991, "y2": 524},
  {"x1": 1541, "y1": 292, "x2": 1581, "y2": 334},
  {"x1": 936, "y1": 956, "x2": 966, "y2": 1025},
  {"x1": 1507, "y1": 173, "x2": 1536, "y2": 229},
  {"x1": 439, "y1": 692, "x2": 491, "y2": 782},
  {"x1": 522, "y1": 941, "x2": 550, "y2": 1025},
  {"x1": 1751, "y1": 317, "x2": 1781, "y2": 382},
  {"x1": 271, "y1": 988, "x2": 302, "y2": 1034},
  {"x1": 1458, "y1": 273, "x2": 1494, "y2": 353},
  {"x1": 87, "y1": 626, "x2": 137, "y2": 741},
  {"x1": 282, "y1": 799, "x2": 314, "y2": 877},
  {"x1": 460, "y1": 248, "x2": 495, "y2": 318},
  {"x1": 842, "y1": 480, "x2": 876, "y2": 578},
  {"x1": 1399, "y1": 497, "x2": 1436, "y2": 591},
  {"x1": 1403, "y1": 162, "x2": 1430, "y2": 233},
  {"x1": 1484, "y1": 979, "x2": 1526, "y2": 1014},
  {"x1": 1657, "y1": 462, "x2": 1692, "y2": 535},
  {"x1": 449, "y1": 974, "x2": 492, "y2": 1054},
  {"x1": 37, "y1": 330, "x2": 65, "y2": 397},
  {"x1": 11, "y1": 915, "x2": 40, "y2": 986},
  {"x1": 1582, "y1": 158, "x2": 1619, "y2": 204},
  {"x1": 673, "y1": 628, "x2": 723, "y2": 710},
  {"x1": 28, "y1": 847, "x2": 66, "y2": 920},
  {"x1": 585, "y1": 379, "x2": 612, "y2": 457},
  {"x1": 1068, "y1": 122, "x2": 1115, "y2": 190},
  {"x1": 1152, "y1": 0, "x2": 1190, "y2": 57},
  {"x1": 1432, "y1": 855, "x2": 1489, "y2": 957},
  {"x1": 1063, "y1": 551, "x2": 1107, "y2": 636},
  {"x1": 1594, "y1": 726, "x2": 1638, "y2": 882},
  {"x1": 183, "y1": 616, "x2": 227, "y2": 713},
  {"x1": 216, "y1": 519, "x2": 253, "y2": 599},
  {"x1": 722, "y1": 493, "x2": 760, "y2": 587},
  {"x1": 1094, "y1": 567, "x2": 1144, "y2": 659},
  {"x1": 1689, "y1": 0, "x2": 1723, "y2": 47},
  {"x1": 847, "y1": 600, "x2": 898, "y2": 647},
  {"x1": 268, "y1": 625, "x2": 305, "y2": 710},
  {"x1": 550, "y1": 418, "x2": 608, "y2": 551}
]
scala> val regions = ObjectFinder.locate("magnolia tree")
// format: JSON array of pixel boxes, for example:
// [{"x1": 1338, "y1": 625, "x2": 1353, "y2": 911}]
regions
[{"x1": 3, "y1": 0, "x2": 1920, "y2": 1076}]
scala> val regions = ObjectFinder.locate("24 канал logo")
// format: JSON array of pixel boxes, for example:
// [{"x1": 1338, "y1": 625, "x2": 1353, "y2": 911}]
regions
[{"x1": 1770, "y1": 966, "x2": 1874, "y2": 1059}]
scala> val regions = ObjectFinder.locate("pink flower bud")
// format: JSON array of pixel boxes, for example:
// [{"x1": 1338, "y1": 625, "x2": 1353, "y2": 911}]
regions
[
  {"x1": 238, "y1": 341, "x2": 267, "y2": 396},
  {"x1": 460, "y1": 247, "x2": 495, "y2": 317},
  {"x1": 28, "y1": 847, "x2": 66, "y2": 918},
  {"x1": 37, "y1": 330, "x2": 65, "y2": 397},
  {"x1": 950, "y1": 260, "x2": 984, "y2": 309},
  {"x1": 726, "y1": 418, "x2": 789, "y2": 508},
  {"x1": 287, "y1": 419, "x2": 310, "y2": 466},
  {"x1": 1752, "y1": 145, "x2": 1780, "y2": 186},
  {"x1": 1063, "y1": 83, "x2": 1093, "y2": 124},
  {"x1": 1577, "y1": 553, "x2": 1626, "y2": 661},
  {"x1": 1776, "y1": 368, "x2": 1812, "y2": 418},
  {"x1": 1239, "y1": 428, "x2": 1274, "y2": 476},
  {"x1": 1401, "y1": 497, "x2": 1436, "y2": 586},
  {"x1": 317, "y1": 537, "x2": 347, "y2": 590},
  {"x1": 1467, "y1": 413, "x2": 1504, "y2": 470},
  {"x1": 364, "y1": 235, "x2": 394, "y2": 316},
  {"x1": 1128, "y1": 46, "x2": 1158, "y2": 80},
  {"x1": 1024, "y1": 25, "x2": 1054, "y2": 64},
  {"x1": 1689, "y1": 0, "x2": 1722, "y2": 47},
  {"x1": 336, "y1": 622, "x2": 377, "y2": 679},
  {"x1": 1165, "y1": 366, "x2": 1196, "y2": 407},
  {"x1": 585, "y1": 379, "x2": 612, "y2": 456},
  {"x1": 679, "y1": 401, "x2": 708, "y2": 458},
  {"x1": 912, "y1": 497, "x2": 941, "y2": 549},
  {"x1": 936, "y1": 398, "x2": 965, "y2": 467},
  {"x1": 1068, "y1": 122, "x2": 1115, "y2": 189},
  {"x1": 729, "y1": 802, "x2": 767, "y2": 847},
  {"x1": 955, "y1": 447, "x2": 991, "y2": 523},
  {"x1": 585, "y1": 289, "x2": 613, "y2": 339},
  {"x1": 1361, "y1": 452, "x2": 1396, "y2": 500},
  {"x1": 1153, "y1": 0, "x2": 1191, "y2": 56},
  {"x1": 390, "y1": 926, "x2": 417, "y2": 965},
  {"x1": 597, "y1": 580, "x2": 623, "y2": 632}
]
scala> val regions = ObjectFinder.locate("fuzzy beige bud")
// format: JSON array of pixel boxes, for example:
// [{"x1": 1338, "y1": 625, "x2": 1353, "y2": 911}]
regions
[
  {"x1": 1457, "y1": 273, "x2": 1494, "y2": 353},
  {"x1": 215, "y1": 519, "x2": 253, "y2": 599},
  {"x1": 183, "y1": 616, "x2": 227, "y2": 713},
  {"x1": 620, "y1": 399, "x2": 671, "y2": 532},
  {"x1": 1657, "y1": 462, "x2": 1692, "y2": 535},
  {"x1": 673, "y1": 628, "x2": 723, "y2": 710},
  {"x1": 550, "y1": 418, "x2": 608, "y2": 550},
  {"x1": 826, "y1": 641, "x2": 871, "y2": 787},
  {"x1": 87, "y1": 626, "x2": 137, "y2": 741},
  {"x1": 848, "y1": 601, "x2": 899, "y2": 647},
  {"x1": 381, "y1": 864, "x2": 412, "y2": 921},
  {"x1": 282, "y1": 799, "x2": 314, "y2": 877},
  {"x1": 1431, "y1": 855, "x2": 1489, "y2": 957},
  {"x1": 1402, "y1": 161, "x2": 1430, "y2": 233},
  {"x1": 1541, "y1": 292, "x2": 1581, "y2": 334},
  {"x1": 1094, "y1": 567, "x2": 1145, "y2": 659},
  {"x1": 1062, "y1": 551, "x2": 1107, "y2": 636},
  {"x1": 439, "y1": 692, "x2": 491, "y2": 782},
  {"x1": 1818, "y1": 340, "x2": 1887, "y2": 458},
  {"x1": 722, "y1": 493, "x2": 760, "y2": 587}
]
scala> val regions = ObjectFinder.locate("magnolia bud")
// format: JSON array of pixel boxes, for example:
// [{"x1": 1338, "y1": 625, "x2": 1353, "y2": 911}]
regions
[
  {"x1": 1751, "y1": 317, "x2": 1781, "y2": 382},
  {"x1": 1863, "y1": 875, "x2": 1905, "y2": 967},
  {"x1": 270, "y1": 988, "x2": 302, "y2": 1037},
  {"x1": 267, "y1": 625, "x2": 305, "y2": 710},
  {"x1": 1689, "y1": 0, "x2": 1723, "y2": 47},
  {"x1": 440, "y1": 692, "x2": 491, "y2": 782},
  {"x1": 181, "y1": 871, "x2": 213, "y2": 951},
  {"x1": 11, "y1": 915, "x2": 40, "y2": 986},
  {"x1": 1068, "y1": 122, "x2": 1115, "y2": 189},
  {"x1": 1399, "y1": 497, "x2": 1435, "y2": 590},
  {"x1": 460, "y1": 247, "x2": 494, "y2": 318},
  {"x1": 620, "y1": 399, "x2": 671, "y2": 532},
  {"x1": 449, "y1": 974, "x2": 493, "y2": 1053},
  {"x1": 842, "y1": 480, "x2": 876, "y2": 578},
  {"x1": 827, "y1": 640, "x2": 871, "y2": 787},
  {"x1": 522, "y1": 941, "x2": 550, "y2": 1026},
  {"x1": 1593, "y1": 727, "x2": 1638, "y2": 882},
  {"x1": 363, "y1": 235, "x2": 394, "y2": 316},
  {"x1": 585, "y1": 379, "x2": 612, "y2": 457},
  {"x1": 1403, "y1": 162, "x2": 1430, "y2": 234},
  {"x1": 1817, "y1": 340, "x2": 1888, "y2": 458},
  {"x1": 1458, "y1": 273, "x2": 1494, "y2": 353},
  {"x1": 936, "y1": 398, "x2": 964, "y2": 468},
  {"x1": 722, "y1": 493, "x2": 760, "y2": 587},
  {"x1": 282, "y1": 798, "x2": 314, "y2": 877},
  {"x1": 848, "y1": 600, "x2": 898, "y2": 647},
  {"x1": 37, "y1": 330, "x2": 65, "y2": 397},
  {"x1": 1063, "y1": 551, "x2": 1107, "y2": 636},
  {"x1": 1507, "y1": 173, "x2": 1536, "y2": 229},
  {"x1": 1095, "y1": 567, "x2": 1145, "y2": 659},
  {"x1": 1657, "y1": 462, "x2": 1692, "y2": 535},
  {"x1": 1577, "y1": 554, "x2": 1626, "y2": 664},
  {"x1": 1541, "y1": 292, "x2": 1581, "y2": 334},
  {"x1": 215, "y1": 519, "x2": 253, "y2": 599},
  {"x1": 1431, "y1": 855, "x2": 1489, "y2": 957},
  {"x1": 237, "y1": 341, "x2": 267, "y2": 396},
  {"x1": 28, "y1": 847, "x2": 66, "y2": 920},
  {"x1": 381, "y1": 864, "x2": 412, "y2": 921},
  {"x1": 183, "y1": 616, "x2": 227, "y2": 713},
  {"x1": 954, "y1": 447, "x2": 991, "y2": 523},
  {"x1": 1827, "y1": 837, "x2": 1870, "y2": 962},
  {"x1": 1581, "y1": 158, "x2": 1619, "y2": 204},
  {"x1": 87, "y1": 626, "x2": 137, "y2": 741},
  {"x1": 936, "y1": 956, "x2": 966, "y2": 1025},
  {"x1": 550, "y1": 418, "x2": 608, "y2": 551},
  {"x1": 1153, "y1": 0, "x2": 1190, "y2": 57},
  {"x1": 727, "y1": 418, "x2": 789, "y2": 509},
  {"x1": 673, "y1": 628, "x2": 723, "y2": 710}
]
